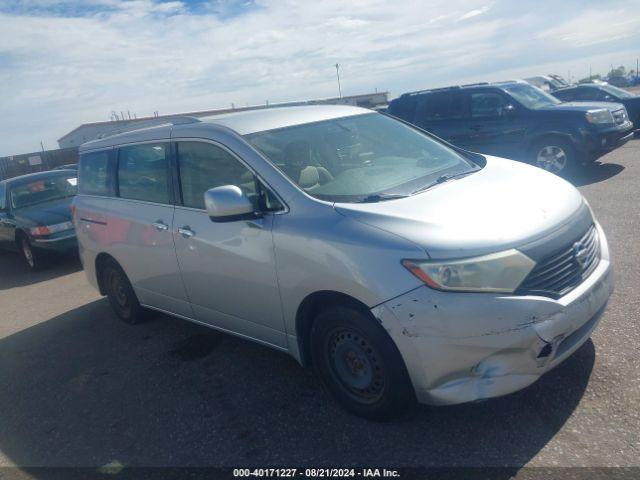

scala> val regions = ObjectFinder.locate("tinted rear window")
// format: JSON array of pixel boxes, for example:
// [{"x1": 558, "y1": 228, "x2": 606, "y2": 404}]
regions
[
  {"x1": 417, "y1": 93, "x2": 469, "y2": 121},
  {"x1": 79, "y1": 150, "x2": 110, "y2": 196},
  {"x1": 388, "y1": 97, "x2": 417, "y2": 121}
]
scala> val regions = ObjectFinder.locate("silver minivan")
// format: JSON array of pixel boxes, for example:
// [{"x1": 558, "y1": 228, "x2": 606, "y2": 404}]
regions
[{"x1": 75, "y1": 106, "x2": 613, "y2": 418}]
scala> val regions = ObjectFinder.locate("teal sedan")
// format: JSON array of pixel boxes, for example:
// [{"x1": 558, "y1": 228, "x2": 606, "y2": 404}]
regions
[{"x1": 0, "y1": 170, "x2": 78, "y2": 269}]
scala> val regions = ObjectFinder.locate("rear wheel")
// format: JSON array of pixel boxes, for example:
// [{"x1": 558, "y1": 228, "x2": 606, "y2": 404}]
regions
[
  {"x1": 310, "y1": 305, "x2": 415, "y2": 419},
  {"x1": 530, "y1": 138, "x2": 577, "y2": 176},
  {"x1": 102, "y1": 259, "x2": 148, "y2": 324}
]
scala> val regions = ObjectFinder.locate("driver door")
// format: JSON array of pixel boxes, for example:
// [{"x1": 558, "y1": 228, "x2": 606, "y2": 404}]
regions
[
  {"x1": 464, "y1": 90, "x2": 527, "y2": 158},
  {"x1": 172, "y1": 140, "x2": 286, "y2": 349}
]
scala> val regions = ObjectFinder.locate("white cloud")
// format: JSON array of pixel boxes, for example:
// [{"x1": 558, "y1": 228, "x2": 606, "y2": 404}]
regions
[
  {"x1": 459, "y1": 5, "x2": 491, "y2": 20},
  {"x1": 1, "y1": 0, "x2": 640, "y2": 155}
]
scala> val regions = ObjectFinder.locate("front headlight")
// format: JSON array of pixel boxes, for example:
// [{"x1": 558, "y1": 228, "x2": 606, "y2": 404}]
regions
[
  {"x1": 30, "y1": 221, "x2": 74, "y2": 236},
  {"x1": 585, "y1": 109, "x2": 614, "y2": 124},
  {"x1": 402, "y1": 249, "x2": 535, "y2": 293}
]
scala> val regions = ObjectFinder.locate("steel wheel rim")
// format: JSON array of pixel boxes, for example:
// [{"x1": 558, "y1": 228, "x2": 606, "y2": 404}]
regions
[
  {"x1": 326, "y1": 327, "x2": 385, "y2": 404},
  {"x1": 108, "y1": 270, "x2": 129, "y2": 311},
  {"x1": 536, "y1": 145, "x2": 567, "y2": 173},
  {"x1": 21, "y1": 238, "x2": 34, "y2": 268}
]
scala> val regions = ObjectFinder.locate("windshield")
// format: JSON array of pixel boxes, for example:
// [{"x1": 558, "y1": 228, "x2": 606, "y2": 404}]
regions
[
  {"x1": 549, "y1": 75, "x2": 569, "y2": 87},
  {"x1": 246, "y1": 113, "x2": 479, "y2": 202},
  {"x1": 601, "y1": 84, "x2": 635, "y2": 99},
  {"x1": 503, "y1": 83, "x2": 561, "y2": 109},
  {"x1": 10, "y1": 175, "x2": 77, "y2": 209}
]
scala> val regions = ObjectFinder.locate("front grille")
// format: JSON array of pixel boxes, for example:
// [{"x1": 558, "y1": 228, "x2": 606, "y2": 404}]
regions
[
  {"x1": 518, "y1": 225, "x2": 600, "y2": 298},
  {"x1": 613, "y1": 108, "x2": 628, "y2": 125}
]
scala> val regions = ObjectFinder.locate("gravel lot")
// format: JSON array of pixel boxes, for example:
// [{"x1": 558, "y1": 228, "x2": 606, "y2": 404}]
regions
[{"x1": 0, "y1": 139, "x2": 638, "y2": 472}]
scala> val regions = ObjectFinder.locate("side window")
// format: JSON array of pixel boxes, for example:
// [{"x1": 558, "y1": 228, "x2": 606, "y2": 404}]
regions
[
  {"x1": 553, "y1": 89, "x2": 573, "y2": 101},
  {"x1": 177, "y1": 142, "x2": 257, "y2": 210},
  {"x1": 117, "y1": 143, "x2": 170, "y2": 204},
  {"x1": 597, "y1": 89, "x2": 616, "y2": 102},
  {"x1": 471, "y1": 92, "x2": 506, "y2": 119},
  {"x1": 78, "y1": 150, "x2": 110, "y2": 196},
  {"x1": 419, "y1": 93, "x2": 469, "y2": 122},
  {"x1": 448, "y1": 93, "x2": 468, "y2": 119},
  {"x1": 572, "y1": 88, "x2": 598, "y2": 101},
  {"x1": 422, "y1": 93, "x2": 451, "y2": 121}
]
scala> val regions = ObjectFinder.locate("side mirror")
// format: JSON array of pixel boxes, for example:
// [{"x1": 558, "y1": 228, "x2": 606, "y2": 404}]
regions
[
  {"x1": 502, "y1": 104, "x2": 516, "y2": 117},
  {"x1": 204, "y1": 185, "x2": 255, "y2": 222}
]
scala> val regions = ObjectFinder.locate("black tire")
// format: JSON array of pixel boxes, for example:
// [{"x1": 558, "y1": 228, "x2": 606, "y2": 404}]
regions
[
  {"x1": 529, "y1": 138, "x2": 578, "y2": 176},
  {"x1": 310, "y1": 305, "x2": 415, "y2": 420},
  {"x1": 102, "y1": 258, "x2": 148, "y2": 324},
  {"x1": 19, "y1": 234, "x2": 42, "y2": 270}
]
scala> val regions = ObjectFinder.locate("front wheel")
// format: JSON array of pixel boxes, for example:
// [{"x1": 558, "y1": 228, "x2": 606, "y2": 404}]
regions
[
  {"x1": 310, "y1": 305, "x2": 415, "y2": 419},
  {"x1": 530, "y1": 138, "x2": 577, "y2": 176},
  {"x1": 20, "y1": 235, "x2": 41, "y2": 270}
]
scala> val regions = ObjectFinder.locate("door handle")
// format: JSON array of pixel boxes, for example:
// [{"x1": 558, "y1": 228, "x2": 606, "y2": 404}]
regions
[
  {"x1": 178, "y1": 226, "x2": 195, "y2": 238},
  {"x1": 152, "y1": 221, "x2": 169, "y2": 231}
]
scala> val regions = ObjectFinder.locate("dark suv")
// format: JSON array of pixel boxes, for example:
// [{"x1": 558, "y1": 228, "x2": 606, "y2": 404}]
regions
[
  {"x1": 552, "y1": 83, "x2": 640, "y2": 131},
  {"x1": 388, "y1": 81, "x2": 634, "y2": 174}
]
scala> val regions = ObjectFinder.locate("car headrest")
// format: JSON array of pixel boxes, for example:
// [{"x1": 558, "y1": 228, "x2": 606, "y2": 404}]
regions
[
  {"x1": 299, "y1": 166, "x2": 320, "y2": 189},
  {"x1": 284, "y1": 140, "x2": 312, "y2": 166}
]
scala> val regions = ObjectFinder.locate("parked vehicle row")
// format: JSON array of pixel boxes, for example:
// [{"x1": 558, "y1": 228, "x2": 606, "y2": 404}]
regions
[
  {"x1": 72, "y1": 106, "x2": 613, "y2": 418},
  {"x1": 0, "y1": 170, "x2": 77, "y2": 269},
  {"x1": 388, "y1": 80, "x2": 634, "y2": 174}
]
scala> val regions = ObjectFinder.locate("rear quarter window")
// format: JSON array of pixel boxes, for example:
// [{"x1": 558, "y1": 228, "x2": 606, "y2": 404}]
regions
[
  {"x1": 417, "y1": 92, "x2": 469, "y2": 122},
  {"x1": 79, "y1": 150, "x2": 111, "y2": 196},
  {"x1": 388, "y1": 97, "x2": 417, "y2": 122}
]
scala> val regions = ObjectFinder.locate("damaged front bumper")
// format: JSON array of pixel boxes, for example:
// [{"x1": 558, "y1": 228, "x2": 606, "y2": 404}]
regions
[{"x1": 372, "y1": 223, "x2": 613, "y2": 406}]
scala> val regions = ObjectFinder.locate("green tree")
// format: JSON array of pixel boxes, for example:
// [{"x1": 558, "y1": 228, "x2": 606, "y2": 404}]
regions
[{"x1": 608, "y1": 66, "x2": 626, "y2": 77}]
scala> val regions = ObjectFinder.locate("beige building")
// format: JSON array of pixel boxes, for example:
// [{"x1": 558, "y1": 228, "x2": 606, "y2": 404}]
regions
[{"x1": 57, "y1": 92, "x2": 388, "y2": 149}]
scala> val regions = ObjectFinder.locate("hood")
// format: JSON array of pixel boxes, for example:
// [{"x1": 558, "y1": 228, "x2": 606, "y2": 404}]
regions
[
  {"x1": 13, "y1": 196, "x2": 74, "y2": 227},
  {"x1": 545, "y1": 101, "x2": 625, "y2": 113},
  {"x1": 334, "y1": 157, "x2": 587, "y2": 260}
]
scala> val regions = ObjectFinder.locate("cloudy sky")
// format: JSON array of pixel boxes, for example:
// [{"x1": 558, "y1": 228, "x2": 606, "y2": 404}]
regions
[{"x1": 1, "y1": 0, "x2": 639, "y2": 156}]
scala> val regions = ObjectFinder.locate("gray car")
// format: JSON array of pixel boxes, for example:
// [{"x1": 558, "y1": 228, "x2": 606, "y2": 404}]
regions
[{"x1": 74, "y1": 106, "x2": 612, "y2": 418}]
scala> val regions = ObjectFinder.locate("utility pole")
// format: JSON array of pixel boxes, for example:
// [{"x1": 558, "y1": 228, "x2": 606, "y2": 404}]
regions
[
  {"x1": 335, "y1": 63, "x2": 342, "y2": 98},
  {"x1": 40, "y1": 140, "x2": 50, "y2": 170}
]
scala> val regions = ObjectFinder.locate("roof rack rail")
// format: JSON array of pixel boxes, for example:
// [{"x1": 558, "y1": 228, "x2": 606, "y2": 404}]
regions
[
  {"x1": 459, "y1": 82, "x2": 489, "y2": 87},
  {"x1": 400, "y1": 85, "x2": 460, "y2": 97},
  {"x1": 400, "y1": 82, "x2": 496, "y2": 97},
  {"x1": 92, "y1": 116, "x2": 202, "y2": 140}
]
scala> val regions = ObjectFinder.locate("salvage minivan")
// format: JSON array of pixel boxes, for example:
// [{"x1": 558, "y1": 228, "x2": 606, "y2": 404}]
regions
[{"x1": 75, "y1": 106, "x2": 613, "y2": 418}]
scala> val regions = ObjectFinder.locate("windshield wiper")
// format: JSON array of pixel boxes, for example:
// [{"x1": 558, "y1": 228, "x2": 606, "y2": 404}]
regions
[
  {"x1": 356, "y1": 193, "x2": 409, "y2": 203},
  {"x1": 411, "y1": 170, "x2": 477, "y2": 195}
]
